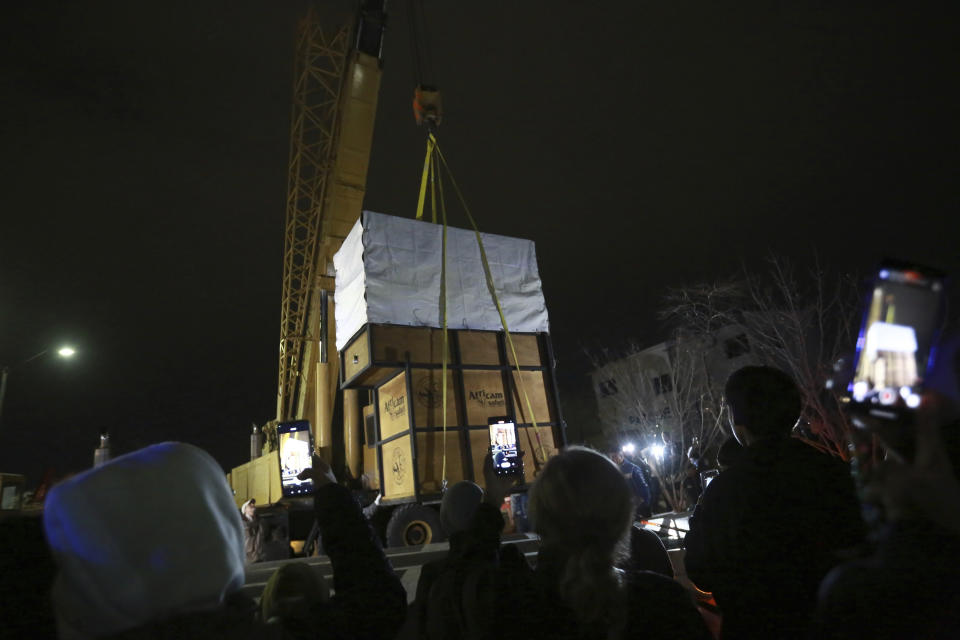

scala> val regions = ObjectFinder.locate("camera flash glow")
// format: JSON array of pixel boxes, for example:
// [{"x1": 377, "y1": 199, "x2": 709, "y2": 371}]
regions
[
  {"x1": 853, "y1": 381, "x2": 868, "y2": 402},
  {"x1": 649, "y1": 444, "x2": 665, "y2": 460},
  {"x1": 905, "y1": 393, "x2": 921, "y2": 409},
  {"x1": 621, "y1": 442, "x2": 636, "y2": 454}
]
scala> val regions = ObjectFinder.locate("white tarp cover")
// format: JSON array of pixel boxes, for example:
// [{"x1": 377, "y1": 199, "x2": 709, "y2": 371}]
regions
[{"x1": 333, "y1": 211, "x2": 550, "y2": 351}]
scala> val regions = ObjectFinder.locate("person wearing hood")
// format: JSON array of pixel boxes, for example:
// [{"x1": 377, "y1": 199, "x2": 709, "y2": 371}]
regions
[
  {"x1": 43, "y1": 442, "x2": 261, "y2": 640},
  {"x1": 43, "y1": 441, "x2": 406, "y2": 640}
]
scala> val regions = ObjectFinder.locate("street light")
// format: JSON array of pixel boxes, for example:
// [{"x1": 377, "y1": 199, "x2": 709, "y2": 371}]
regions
[{"x1": 0, "y1": 346, "x2": 77, "y2": 427}]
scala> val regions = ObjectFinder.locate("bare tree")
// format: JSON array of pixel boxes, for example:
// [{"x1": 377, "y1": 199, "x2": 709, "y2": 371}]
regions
[
  {"x1": 590, "y1": 336, "x2": 728, "y2": 512},
  {"x1": 663, "y1": 256, "x2": 860, "y2": 459}
]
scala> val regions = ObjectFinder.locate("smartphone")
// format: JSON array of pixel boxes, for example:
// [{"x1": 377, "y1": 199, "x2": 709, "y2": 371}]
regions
[
  {"x1": 847, "y1": 261, "x2": 947, "y2": 421},
  {"x1": 488, "y1": 417, "x2": 522, "y2": 476},
  {"x1": 278, "y1": 420, "x2": 315, "y2": 497}
]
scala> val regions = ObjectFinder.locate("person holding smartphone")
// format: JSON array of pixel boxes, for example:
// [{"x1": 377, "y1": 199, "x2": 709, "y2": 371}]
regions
[
  {"x1": 275, "y1": 455, "x2": 407, "y2": 640},
  {"x1": 813, "y1": 334, "x2": 960, "y2": 639}
]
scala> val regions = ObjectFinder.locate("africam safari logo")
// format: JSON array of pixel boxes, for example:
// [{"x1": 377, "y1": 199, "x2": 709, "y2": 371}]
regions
[
  {"x1": 391, "y1": 447, "x2": 407, "y2": 486},
  {"x1": 416, "y1": 377, "x2": 441, "y2": 409},
  {"x1": 383, "y1": 394, "x2": 406, "y2": 420},
  {"x1": 468, "y1": 388, "x2": 505, "y2": 408}
]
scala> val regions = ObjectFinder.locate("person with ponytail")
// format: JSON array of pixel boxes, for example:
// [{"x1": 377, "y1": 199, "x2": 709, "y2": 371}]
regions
[{"x1": 520, "y1": 446, "x2": 710, "y2": 640}]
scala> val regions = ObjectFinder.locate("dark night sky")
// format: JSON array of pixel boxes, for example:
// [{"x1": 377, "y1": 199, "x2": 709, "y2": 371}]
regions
[{"x1": 1, "y1": 1, "x2": 957, "y2": 481}]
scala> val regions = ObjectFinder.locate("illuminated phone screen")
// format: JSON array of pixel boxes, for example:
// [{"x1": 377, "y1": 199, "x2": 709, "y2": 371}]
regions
[
  {"x1": 848, "y1": 266, "x2": 944, "y2": 412},
  {"x1": 489, "y1": 419, "x2": 520, "y2": 474},
  {"x1": 278, "y1": 420, "x2": 314, "y2": 496}
]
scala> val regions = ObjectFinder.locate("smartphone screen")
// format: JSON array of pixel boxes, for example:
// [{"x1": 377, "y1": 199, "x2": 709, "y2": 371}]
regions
[
  {"x1": 489, "y1": 417, "x2": 521, "y2": 475},
  {"x1": 278, "y1": 420, "x2": 314, "y2": 497},
  {"x1": 848, "y1": 263, "x2": 946, "y2": 418}
]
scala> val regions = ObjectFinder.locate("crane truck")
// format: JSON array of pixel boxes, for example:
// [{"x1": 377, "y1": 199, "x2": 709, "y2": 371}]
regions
[{"x1": 228, "y1": 1, "x2": 565, "y2": 549}]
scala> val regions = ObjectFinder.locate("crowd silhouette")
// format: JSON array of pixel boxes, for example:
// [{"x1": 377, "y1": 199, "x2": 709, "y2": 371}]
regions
[{"x1": 3, "y1": 352, "x2": 960, "y2": 639}]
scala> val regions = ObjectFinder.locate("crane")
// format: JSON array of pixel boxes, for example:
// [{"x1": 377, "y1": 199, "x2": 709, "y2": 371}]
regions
[
  {"x1": 230, "y1": 1, "x2": 564, "y2": 549},
  {"x1": 276, "y1": 0, "x2": 386, "y2": 459}
]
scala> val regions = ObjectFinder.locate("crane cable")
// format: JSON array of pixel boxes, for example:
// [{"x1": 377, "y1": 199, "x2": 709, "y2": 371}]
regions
[
  {"x1": 415, "y1": 134, "x2": 549, "y2": 484},
  {"x1": 406, "y1": 0, "x2": 434, "y2": 88}
]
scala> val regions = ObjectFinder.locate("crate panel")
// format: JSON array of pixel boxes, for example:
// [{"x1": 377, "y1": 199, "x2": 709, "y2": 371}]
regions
[
  {"x1": 457, "y1": 331, "x2": 501, "y2": 365},
  {"x1": 518, "y1": 426, "x2": 558, "y2": 483},
  {"x1": 415, "y1": 430, "x2": 465, "y2": 494},
  {"x1": 409, "y1": 368, "x2": 460, "y2": 428},
  {"x1": 377, "y1": 371, "x2": 411, "y2": 440},
  {"x1": 372, "y1": 325, "x2": 449, "y2": 364},
  {"x1": 381, "y1": 435, "x2": 416, "y2": 500},
  {"x1": 342, "y1": 329, "x2": 371, "y2": 382},
  {"x1": 511, "y1": 370, "x2": 554, "y2": 423},
  {"x1": 468, "y1": 429, "x2": 492, "y2": 490},
  {"x1": 462, "y1": 370, "x2": 509, "y2": 425},
  {"x1": 506, "y1": 333, "x2": 543, "y2": 367}
]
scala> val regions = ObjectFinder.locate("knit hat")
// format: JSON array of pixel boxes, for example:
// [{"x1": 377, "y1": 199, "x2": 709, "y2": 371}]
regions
[
  {"x1": 440, "y1": 481, "x2": 484, "y2": 535},
  {"x1": 43, "y1": 442, "x2": 245, "y2": 639}
]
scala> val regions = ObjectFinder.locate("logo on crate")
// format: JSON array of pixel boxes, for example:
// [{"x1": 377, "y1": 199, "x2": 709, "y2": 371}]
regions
[
  {"x1": 391, "y1": 447, "x2": 407, "y2": 486},
  {"x1": 383, "y1": 394, "x2": 406, "y2": 420},
  {"x1": 467, "y1": 388, "x2": 505, "y2": 409},
  {"x1": 416, "y1": 377, "x2": 441, "y2": 410}
]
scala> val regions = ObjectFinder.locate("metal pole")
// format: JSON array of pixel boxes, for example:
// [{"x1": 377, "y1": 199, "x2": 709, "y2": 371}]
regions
[{"x1": 94, "y1": 433, "x2": 112, "y2": 468}]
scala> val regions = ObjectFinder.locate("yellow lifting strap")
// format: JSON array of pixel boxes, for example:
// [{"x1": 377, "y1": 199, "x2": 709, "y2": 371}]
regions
[
  {"x1": 436, "y1": 150, "x2": 450, "y2": 489},
  {"x1": 427, "y1": 134, "x2": 549, "y2": 467},
  {"x1": 418, "y1": 135, "x2": 451, "y2": 489},
  {"x1": 415, "y1": 135, "x2": 437, "y2": 222}
]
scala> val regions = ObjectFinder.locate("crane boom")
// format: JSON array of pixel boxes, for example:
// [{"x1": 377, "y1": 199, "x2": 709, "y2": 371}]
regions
[{"x1": 277, "y1": 1, "x2": 386, "y2": 452}]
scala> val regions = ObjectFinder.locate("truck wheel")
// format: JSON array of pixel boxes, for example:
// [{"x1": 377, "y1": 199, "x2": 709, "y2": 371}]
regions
[{"x1": 386, "y1": 504, "x2": 446, "y2": 547}]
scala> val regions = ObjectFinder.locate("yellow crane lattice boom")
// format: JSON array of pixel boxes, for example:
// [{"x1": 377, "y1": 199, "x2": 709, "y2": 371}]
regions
[{"x1": 277, "y1": 2, "x2": 385, "y2": 456}]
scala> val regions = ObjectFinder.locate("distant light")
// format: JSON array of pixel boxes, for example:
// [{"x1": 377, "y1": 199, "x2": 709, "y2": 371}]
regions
[
  {"x1": 905, "y1": 393, "x2": 921, "y2": 409},
  {"x1": 648, "y1": 444, "x2": 666, "y2": 460},
  {"x1": 852, "y1": 381, "x2": 868, "y2": 402},
  {"x1": 621, "y1": 442, "x2": 636, "y2": 454},
  {"x1": 879, "y1": 269, "x2": 890, "y2": 280},
  {"x1": 57, "y1": 347, "x2": 76, "y2": 358}
]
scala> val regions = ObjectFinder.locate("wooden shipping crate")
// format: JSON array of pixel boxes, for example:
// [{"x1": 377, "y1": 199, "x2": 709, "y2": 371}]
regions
[{"x1": 363, "y1": 325, "x2": 565, "y2": 503}]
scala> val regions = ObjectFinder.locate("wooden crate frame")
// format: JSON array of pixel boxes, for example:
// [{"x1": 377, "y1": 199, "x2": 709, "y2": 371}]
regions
[{"x1": 361, "y1": 326, "x2": 567, "y2": 505}]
